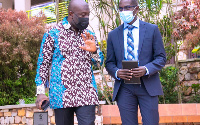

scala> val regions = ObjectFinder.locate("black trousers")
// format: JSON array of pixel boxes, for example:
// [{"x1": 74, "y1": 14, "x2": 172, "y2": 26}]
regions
[{"x1": 54, "y1": 105, "x2": 96, "y2": 125}]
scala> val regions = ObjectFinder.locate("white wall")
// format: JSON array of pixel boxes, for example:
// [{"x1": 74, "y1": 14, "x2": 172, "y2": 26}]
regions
[
  {"x1": 14, "y1": 0, "x2": 31, "y2": 11},
  {"x1": 88, "y1": 0, "x2": 101, "y2": 42}
]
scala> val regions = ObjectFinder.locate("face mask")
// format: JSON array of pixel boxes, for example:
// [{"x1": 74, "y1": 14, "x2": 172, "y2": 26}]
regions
[
  {"x1": 73, "y1": 14, "x2": 89, "y2": 30},
  {"x1": 119, "y1": 10, "x2": 136, "y2": 24}
]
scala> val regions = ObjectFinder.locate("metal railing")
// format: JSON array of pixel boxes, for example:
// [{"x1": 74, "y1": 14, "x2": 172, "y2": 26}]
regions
[
  {"x1": 26, "y1": 1, "x2": 69, "y2": 23},
  {"x1": 26, "y1": 0, "x2": 88, "y2": 24}
]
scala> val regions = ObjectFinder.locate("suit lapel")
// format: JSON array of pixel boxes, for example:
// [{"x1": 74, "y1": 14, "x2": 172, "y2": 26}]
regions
[
  {"x1": 138, "y1": 20, "x2": 146, "y2": 58},
  {"x1": 117, "y1": 24, "x2": 125, "y2": 60}
]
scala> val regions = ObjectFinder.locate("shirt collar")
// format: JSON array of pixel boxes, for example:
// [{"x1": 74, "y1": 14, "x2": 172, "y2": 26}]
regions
[
  {"x1": 62, "y1": 16, "x2": 71, "y2": 30},
  {"x1": 62, "y1": 16, "x2": 83, "y2": 34},
  {"x1": 124, "y1": 18, "x2": 139, "y2": 29}
]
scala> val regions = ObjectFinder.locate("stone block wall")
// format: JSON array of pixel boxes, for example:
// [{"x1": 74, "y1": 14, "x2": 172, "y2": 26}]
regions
[
  {"x1": 0, "y1": 104, "x2": 103, "y2": 125},
  {"x1": 178, "y1": 58, "x2": 200, "y2": 86}
]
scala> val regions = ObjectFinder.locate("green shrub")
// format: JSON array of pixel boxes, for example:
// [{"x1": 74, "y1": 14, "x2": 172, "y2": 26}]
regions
[
  {"x1": 0, "y1": 9, "x2": 46, "y2": 106},
  {"x1": 159, "y1": 66, "x2": 179, "y2": 104},
  {"x1": 187, "y1": 95, "x2": 200, "y2": 103},
  {"x1": 191, "y1": 84, "x2": 200, "y2": 95},
  {"x1": 16, "y1": 97, "x2": 37, "y2": 105}
]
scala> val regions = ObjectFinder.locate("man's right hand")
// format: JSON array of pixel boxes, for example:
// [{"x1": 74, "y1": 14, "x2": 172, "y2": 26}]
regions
[
  {"x1": 117, "y1": 69, "x2": 133, "y2": 80},
  {"x1": 35, "y1": 94, "x2": 49, "y2": 110}
]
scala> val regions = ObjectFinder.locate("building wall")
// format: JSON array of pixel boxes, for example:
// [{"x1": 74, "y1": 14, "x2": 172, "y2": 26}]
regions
[
  {"x1": 14, "y1": 0, "x2": 31, "y2": 11},
  {"x1": 31, "y1": 0, "x2": 52, "y2": 6},
  {"x1": 0, "y1": 0, "x2": 13, "y2": 9}
]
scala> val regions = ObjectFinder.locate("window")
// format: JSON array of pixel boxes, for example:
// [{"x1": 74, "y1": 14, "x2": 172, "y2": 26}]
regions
[{"x1": 0, "y1": 3, "x2": 2, "y2": 8}]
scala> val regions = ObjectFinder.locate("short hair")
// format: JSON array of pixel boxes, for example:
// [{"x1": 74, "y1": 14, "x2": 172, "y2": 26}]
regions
[
  {"x1": 68, "y1": 0, "x2": 73, "y2": 12},
  {"x1": 68, "y1": 0, "x2": 88, "y2": 12},
  {"x1": 130, "y1": 0, "x2": 139, "y2": 5}
]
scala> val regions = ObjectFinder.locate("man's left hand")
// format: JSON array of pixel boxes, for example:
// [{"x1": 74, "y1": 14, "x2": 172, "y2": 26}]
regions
[
  {"x1": 80, "y1": 32, "x2": 97, "y2": 52},
  {"x1": 131, "y1": 66, "x2": 146, "y2": 78}
]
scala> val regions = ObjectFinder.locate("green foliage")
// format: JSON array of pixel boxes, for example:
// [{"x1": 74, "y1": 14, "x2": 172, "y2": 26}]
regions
[
  {"x1": 90, "y1": 0, "x2": 121, "y2": 41},
  {"x1": 159, "y1": 66, "x2": 178, "y2": 104},
  {"x1": 97, "y1": 88, "x2": 105, "y2": 101},
  {"x1": 187, "y1": 95, "x2": 200, "y2": 103},
  {"x1": 156, "y1": 15, "x2": 175, "y2": 61},
  {"x1": 173, "y1": 0, "x2": 200, "y2": 51},
  {"x1": 98, "y1": 40, "x2": 107, "y2": 61},
  {"x1": 16, "y1": 97, "x2": 37, "y2": 105},
  {"x1": 191, "y1": 84, "x2": 200, "y2": 95},
  {"x1": 139, "y1": 0, "x2": 163, "y2": 23},
  {"x1": 0, "y1": 75, "x2": 36, "y2": 105},
  {"x1": 0, "y1": 9, "x2": 46, "y2": 106}
]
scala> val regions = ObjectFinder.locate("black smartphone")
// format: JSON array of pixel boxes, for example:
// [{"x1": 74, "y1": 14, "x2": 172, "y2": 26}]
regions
[{"x1": 41, "y1": 100, "x2": 50, "y2": 111}]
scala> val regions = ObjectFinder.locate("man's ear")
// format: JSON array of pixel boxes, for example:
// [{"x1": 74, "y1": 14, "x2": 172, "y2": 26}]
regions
[
  {"x1": 135, "y1": 6, "x2": 139, "y2": 13},
  {"x1": 69, "y1": 11, "x2": 73, "y2": 17}
]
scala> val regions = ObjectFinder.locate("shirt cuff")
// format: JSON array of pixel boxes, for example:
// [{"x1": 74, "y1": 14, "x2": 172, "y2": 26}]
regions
[
  {"x1": 36, "y1": 84, "x2": 45, "y2": 95},
  {"x1": 115, "y1": 69, "x2": 121, "y2": 80},
  {"x1": 143, "y1": 66, "x2": 149, "y2": 75}
]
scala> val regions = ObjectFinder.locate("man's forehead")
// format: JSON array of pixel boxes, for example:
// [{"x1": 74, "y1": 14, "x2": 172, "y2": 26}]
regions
[
  {"x1": 74, "y1": 5, "x2": 90, "y2": 13},
  {"x1": 119, "y1": 0, "x2": 136, "y2": 6}
]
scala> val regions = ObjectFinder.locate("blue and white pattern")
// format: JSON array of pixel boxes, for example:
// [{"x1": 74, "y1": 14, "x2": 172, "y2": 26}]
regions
[{"x1": 127, "y1": 25, "x2": 135, "y2": 60}]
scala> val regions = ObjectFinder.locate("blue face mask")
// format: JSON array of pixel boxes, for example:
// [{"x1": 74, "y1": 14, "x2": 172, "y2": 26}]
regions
[{"x1": 119, "y1": 9, "x2": 136, "y2": 24}]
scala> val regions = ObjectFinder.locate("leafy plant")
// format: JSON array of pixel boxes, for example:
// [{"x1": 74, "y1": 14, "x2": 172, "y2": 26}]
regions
[
  {"x1": 191, "y1": 84, "x2": 200, "y2": 95},
  {"x1": 156, "y1": 15, "x2": 175, "y2": 61},
  {"x1": 16, "y1": 97, "x2": 37, "y2": 105},
  {"x1": 173, "y1": 0, "x2": 200, "y2": 51},
  {"x1": 138, "y1": 0, "x2": 163, "y2": 23},
  {"x1": 159, "y1": 66, "x2": 178, "y2": 104},
  {"x1": 97, "y1": 82, "x2": 113, "y2": 104},
  {"x1": 187, "y1": 95, "x2": 200, "y2": 103},
  {"x1": 0, "y1": 9, "x2": 46, "y2": 106}
]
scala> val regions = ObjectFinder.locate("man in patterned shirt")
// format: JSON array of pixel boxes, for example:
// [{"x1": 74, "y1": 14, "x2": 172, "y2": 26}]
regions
[{"x1": 35, "y1": 0, "x2": 104, "y2": 125}]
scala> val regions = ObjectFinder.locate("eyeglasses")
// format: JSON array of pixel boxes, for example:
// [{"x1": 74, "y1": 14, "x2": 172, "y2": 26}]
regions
[{"x1": 118, "y1": 5, "x2": 137, "y2": 12}]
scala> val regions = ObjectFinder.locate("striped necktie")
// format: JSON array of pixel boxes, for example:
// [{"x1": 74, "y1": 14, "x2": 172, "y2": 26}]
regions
[{"x1": 127, "y1": 25, "x2": 135, "y2": 60}]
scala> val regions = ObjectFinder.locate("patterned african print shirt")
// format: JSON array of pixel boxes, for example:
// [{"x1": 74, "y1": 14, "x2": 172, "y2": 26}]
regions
[{"x1": 35, "y1": 17, "x2": 104, "y2": 109}]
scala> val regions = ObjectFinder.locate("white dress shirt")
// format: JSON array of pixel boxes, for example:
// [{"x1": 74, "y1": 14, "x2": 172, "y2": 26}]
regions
[{"x1": 124, "y1": 18, "x2": 139, "y2": 61}]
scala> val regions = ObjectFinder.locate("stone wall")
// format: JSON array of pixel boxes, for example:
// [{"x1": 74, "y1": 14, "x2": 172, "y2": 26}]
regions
[
  {"x1": 178, "y1": 58, "x2": 200, "y2": 96},
  {"x1": 0, "y1": 104, "x2": 103, "y2": 125},
  {"x1": 179, "y1": 58, "x2": 200, "y2": 86}
]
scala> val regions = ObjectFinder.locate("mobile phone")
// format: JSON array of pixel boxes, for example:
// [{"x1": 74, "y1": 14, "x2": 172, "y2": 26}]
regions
[{"x1": 41, "y1": 100, "x2": 50, "y2": 111}]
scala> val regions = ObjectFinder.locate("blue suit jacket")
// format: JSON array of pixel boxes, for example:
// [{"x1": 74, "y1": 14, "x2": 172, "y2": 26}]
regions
[{"x1": 105, "y1": 20, "x2": 167, "y2": 101}]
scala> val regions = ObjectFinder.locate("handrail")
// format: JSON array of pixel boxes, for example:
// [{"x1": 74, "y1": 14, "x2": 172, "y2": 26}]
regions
[
  {"x1": 26, "y1": 1, "x2": 69, "y2": 24},
  {"x1": 26, "y1": 0, "x2": 88, "y2": 24}
]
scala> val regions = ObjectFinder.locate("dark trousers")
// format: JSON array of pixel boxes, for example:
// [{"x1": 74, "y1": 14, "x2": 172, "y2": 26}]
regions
[
  {"x1": 54, "y1": 105, "x2": 96, "y2": 125},
  {"x1": 116, "y1": 82, "x2": 159, "y2": 125}
]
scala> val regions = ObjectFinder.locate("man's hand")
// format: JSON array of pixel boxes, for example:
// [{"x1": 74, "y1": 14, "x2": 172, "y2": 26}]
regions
[
  {"x1": 131, "y1": 66, "x2": 146, "y2": 78},
  {"x1": 117, "y1": 69, "x2": 133, "y2": 80},
  {"x1": 35, "y1": 94, "x2": 49, "y2": 110},
  {"x1": 80, "y1": 32, "x2": 97, "y2": 52}
]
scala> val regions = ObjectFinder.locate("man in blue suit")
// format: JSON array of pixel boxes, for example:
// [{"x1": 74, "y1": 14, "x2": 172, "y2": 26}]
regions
[{"x1": 105, "y1": 0, "x2": 166, "y2": 124}]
